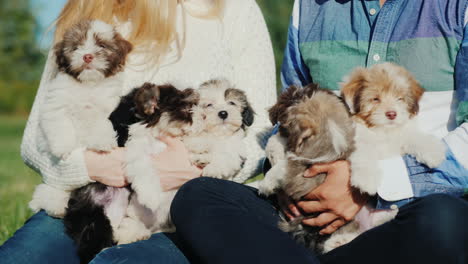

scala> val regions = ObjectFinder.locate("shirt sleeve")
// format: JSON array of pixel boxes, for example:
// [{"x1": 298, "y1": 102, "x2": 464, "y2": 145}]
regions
[
  {"x1": 20, "y1": 50, "x2": 93, "y2": 191},
  {"x1": 434, "y1": 7, "x2": 468, "y2": 172},
  {"x1": 228, "y1": 0, "x2": 277, "y2": 183},
  {"x1": 280, "y1": 0, "x2": 313, "y2": 91}
]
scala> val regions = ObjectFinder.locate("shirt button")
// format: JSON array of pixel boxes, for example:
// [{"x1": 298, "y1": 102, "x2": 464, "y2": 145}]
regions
[
  {"x1": 390, "y1": 204, "x2": 398, "y2": 210},
  {"x1": 373, "y1": 53, "x2": 381, "y2": 62},
  {"x1": 369, "y1": 8, "x2": 377, "y2": 16}
]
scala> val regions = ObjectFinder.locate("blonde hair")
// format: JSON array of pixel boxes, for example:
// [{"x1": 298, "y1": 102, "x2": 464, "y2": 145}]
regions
[{"x1": 54, "y1": 0, "x2": 224, "y2": 64}]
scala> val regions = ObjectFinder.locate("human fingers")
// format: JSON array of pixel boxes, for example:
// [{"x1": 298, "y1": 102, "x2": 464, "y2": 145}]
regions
[
  {"x1": 319, "y1": 218, "x2": 347, "y2": 235},
  {"x1": 302, "y1": 212, "x2": 339, "y2": 227},
  {"x1": 304, "y1": 162, "x2": 332, "y2": 177},
  {"x1": 277, "y1": 192, "x2": 302, "y2": 219},
  {"x1": 297, "y1": 200, "x2": 327, "y2": 214}
]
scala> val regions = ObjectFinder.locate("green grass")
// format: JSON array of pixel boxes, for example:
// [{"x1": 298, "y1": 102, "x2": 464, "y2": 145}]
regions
[{"x1": 0, "y1": 115, "x2": 40, "y2": 245}]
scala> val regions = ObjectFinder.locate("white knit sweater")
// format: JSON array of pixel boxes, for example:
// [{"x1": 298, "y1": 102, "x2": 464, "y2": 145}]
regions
[{"x1": 20, "y1": 0, "x2": 276, "y2": 191}]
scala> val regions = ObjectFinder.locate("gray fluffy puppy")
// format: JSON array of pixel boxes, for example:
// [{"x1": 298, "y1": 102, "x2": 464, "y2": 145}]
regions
[{"x1": 259, "y1": 84, "x2": 356, "y2": 253}]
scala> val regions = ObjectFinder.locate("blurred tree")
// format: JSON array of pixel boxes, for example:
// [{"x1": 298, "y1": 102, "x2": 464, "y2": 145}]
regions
[
  {"x1": 257, "y1": 0, "x2": 294, "y2": 92},
  {"x1": 0, "y1": 0, "x2": 45, "y2": 114}
]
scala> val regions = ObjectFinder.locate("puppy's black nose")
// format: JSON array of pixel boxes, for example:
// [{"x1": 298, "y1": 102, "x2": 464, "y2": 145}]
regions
[{"x1": 218, "y1": 111, "x2": 228, "y2": 120}]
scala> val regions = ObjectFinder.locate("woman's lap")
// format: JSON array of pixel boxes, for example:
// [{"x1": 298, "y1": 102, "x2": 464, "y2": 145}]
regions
[
  {"x1": 0, "y1": 211, "x2": 188, "y2": 264},
  {"x1": 171, "y1": 177, "x2": 468, "y2": 264}
]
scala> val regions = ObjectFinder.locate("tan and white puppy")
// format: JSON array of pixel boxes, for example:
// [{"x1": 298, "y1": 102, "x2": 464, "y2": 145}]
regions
[
  {"x1": 342, "y1": 62, "x2": 446, "y2": 195},
  {"x1": 30, "y1": 20, "x2": 132, "y2": 218}
]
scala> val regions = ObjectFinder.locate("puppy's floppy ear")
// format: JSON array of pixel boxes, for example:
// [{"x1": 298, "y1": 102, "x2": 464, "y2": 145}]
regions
[
  {"x1": 134, "y1": 82, "x2": 160, "y2": 117},
  {"x1": 180, "y1": 88, "x2": 200, "y2": 105},
  {"x1": 225, "y1": 88, "x2": 255, "y2": 127},
  {"x1": 340, "y1": 67, "x2": 368, "y2": 114},
  {"x1": 242, "y1": 103, "x2": 255, "y2": 127},
  {"x1": 286, "y1": 116, "x2": 317, "y2": 153},
  {"x1": 269, "y1": 85, "x2": 301, "y2": 125},
  {"x1": 114, "y1": 33, "x2": 133, "y2": 61},
  {"x1": 53, "y1": 41, "x2": 69, "y2": 73},
  {"x1": 408, "y1": 79, "x2": 424, "y2": 116}
]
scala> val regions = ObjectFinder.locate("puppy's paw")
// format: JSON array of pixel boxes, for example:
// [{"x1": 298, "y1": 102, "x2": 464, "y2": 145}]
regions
[
  {"x1": 114, "y1": 218, "x2": 151, "y2": 245},
  {"x1": 202, "y1": 160, "x2": 241, "y2": 180},
  {"x1": 135, "y1": 190, "x2": 159, "y2": 212},
  {"x1": 257, "y1": 180, "x2": 276, "y2": 196},
  {"x1": 49, "y1": 141, "x2": 75, "y2": 158},
  {"x1": 414, "y1": 140, "x2": 446, "y2": 168}
]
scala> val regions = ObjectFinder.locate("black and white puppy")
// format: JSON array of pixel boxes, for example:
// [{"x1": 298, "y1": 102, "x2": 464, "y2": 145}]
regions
[
  {"x1": 29, "y1": 20, "x2": 132, "y2": 218},
  {"x1": 120, "y1": 79, "x2": 255, "y2": 243}
]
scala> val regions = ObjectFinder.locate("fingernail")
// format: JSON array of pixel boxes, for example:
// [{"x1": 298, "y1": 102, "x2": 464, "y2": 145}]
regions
[{"x1": 293, "y1": 208, "x2": 301, "y2": 217}]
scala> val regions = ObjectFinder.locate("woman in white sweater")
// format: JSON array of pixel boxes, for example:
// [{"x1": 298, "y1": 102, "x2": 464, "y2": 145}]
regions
[{"x1": 0, "y1": 0, "x2": 276, "y2": 263}]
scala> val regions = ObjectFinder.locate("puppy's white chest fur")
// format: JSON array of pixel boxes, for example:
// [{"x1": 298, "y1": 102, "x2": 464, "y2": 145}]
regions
[{"x1": 40, "y1": 73, "x2": 123, "y2": 157}]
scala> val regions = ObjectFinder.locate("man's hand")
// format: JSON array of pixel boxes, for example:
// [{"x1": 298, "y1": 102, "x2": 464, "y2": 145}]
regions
[{"x1": 297, "y1": 160, "x2": 368, "y2": 235}]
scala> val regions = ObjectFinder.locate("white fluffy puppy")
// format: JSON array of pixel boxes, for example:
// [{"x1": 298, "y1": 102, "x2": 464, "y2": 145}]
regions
[
  {"x1": 29, "y1": 20, "x2": 132, "y2": 217},
  {"x1": 342, "y1": 63, "x2": 446, "y2": 195},
  {"x1": 117, "y1": 79, "x2": 254, "y2": 244}
]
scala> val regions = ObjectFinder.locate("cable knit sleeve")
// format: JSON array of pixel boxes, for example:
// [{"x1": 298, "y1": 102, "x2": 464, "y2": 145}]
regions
[
  {"x1": 20, "y1": 50, "x2": 93, "y2": 191},
  {"x1": 228, "y1": 0, "x2": 277, "y2": 183}
]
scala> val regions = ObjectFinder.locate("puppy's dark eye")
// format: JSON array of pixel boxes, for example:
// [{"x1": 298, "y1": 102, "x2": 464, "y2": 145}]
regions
[
  {"x1": 228, "y1": 101, "x2": 236, "y2": 106},
  {"x1": 373, "y1": 98, "x2": 380, "y2": 102},
  {"x1": 98, "y1": 43, "x2": 106, "y2": 49},
  {"x1": 205, "y1": 103, "x2": 213, "y2": 108},
  {"x1": 398, "y1": 97, "x2": 403, "y2": 101}
]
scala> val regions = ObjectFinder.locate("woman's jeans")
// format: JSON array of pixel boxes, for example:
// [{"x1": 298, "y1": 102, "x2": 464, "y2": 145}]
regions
[
  {"x1": 171, "y1": 177, "x2": 468, "y2": 264},
  {"x1": 0, "y1": 211, "x2": 189, "y2": 264}
]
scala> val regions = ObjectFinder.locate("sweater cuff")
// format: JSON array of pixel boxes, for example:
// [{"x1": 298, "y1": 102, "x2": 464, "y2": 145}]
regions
[{"x1": 50, "y1": 147, "x2": 94, "y2": 190}]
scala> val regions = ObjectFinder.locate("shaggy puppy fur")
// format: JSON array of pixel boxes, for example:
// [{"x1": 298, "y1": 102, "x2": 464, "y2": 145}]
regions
[
  {"x1": 119, "y1": 79, "x2": 254, "y2": 244},
  {"x1": 29, "y1": 20, "x2": 132, "y2": 222},
  {"x1": 65, "y1": 79, "x2": 254, "y2": 262},
  {"x1": 64, "y1": 83, "x2": 198, "y2": 264},
  {"x1": 26, "y1": 20, "x2": 132, "y2": 263},
  {"x1": 258, "y1": 84, "x2": 356, "y2": 252},
  {"x1": 342, "y1": 63, "x2": 446, "y2": 195}
]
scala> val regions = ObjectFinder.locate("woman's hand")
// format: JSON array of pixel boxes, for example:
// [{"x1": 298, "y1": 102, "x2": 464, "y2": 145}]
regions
[
  {"x1": 152, "y1": 136, "x2": 202, "y2": 192},
  {"x1": 85, "y1": 147, "x2": 128, "y2": 187},
  {"x1": 297, "y1": 160, "x2": 368, "y2": 235}
]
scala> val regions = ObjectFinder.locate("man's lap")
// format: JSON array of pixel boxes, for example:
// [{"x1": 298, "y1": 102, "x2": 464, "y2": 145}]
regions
[
  {"x1": 172, "y1": 177, "x2": 468, "y2": 264},
  {"x1": 0, "y1": 211, "x2": 188, "y2": 264}
]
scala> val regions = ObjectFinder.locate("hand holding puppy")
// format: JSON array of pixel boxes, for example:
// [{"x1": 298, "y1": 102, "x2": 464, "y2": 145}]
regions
[
  {"x1": 152, "y1": 136, "x2": 202, "y2": 192},
  {"x1": 298, "y1": 160, "x2": 368, "y2": 235},
  {"x1": 85, "y1": 148, "x2": 128, "y2": 187}
]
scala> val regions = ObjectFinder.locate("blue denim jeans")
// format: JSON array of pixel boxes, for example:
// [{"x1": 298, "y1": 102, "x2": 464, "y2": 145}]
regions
[
  {"x1": 171, "y1": 177, "x2": 468, "y2": 264},
  {"x1": 0, "y1": 211, "x2": 189, "y2": 264}
]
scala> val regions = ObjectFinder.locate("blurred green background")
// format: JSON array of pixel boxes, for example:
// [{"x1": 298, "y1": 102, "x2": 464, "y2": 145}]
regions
[{"x1": 0, "y1": 0, "x2": 294, "y2": 244}]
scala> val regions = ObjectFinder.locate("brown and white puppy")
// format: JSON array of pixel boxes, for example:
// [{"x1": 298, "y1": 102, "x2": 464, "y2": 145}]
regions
[
  {"x1": 31, "y1": 20, "x2": 132, "y2": 219},
  {"x1": 342, "y1": 63, "x2": 446, "y2": 195},
  {"x1": 119, "y1": 79, "x2": 254, "y2": 244},
  {"x1": 259, "y1": 84, "x2": 356, "y2": 252},
  {"x1": 29, "y1": 20, "x2": 133, "y2": 264}
]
